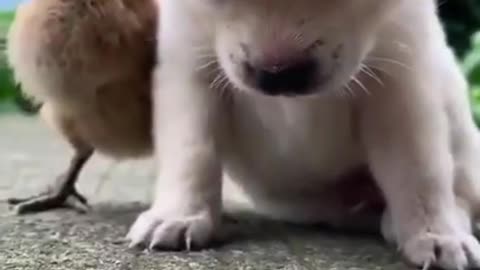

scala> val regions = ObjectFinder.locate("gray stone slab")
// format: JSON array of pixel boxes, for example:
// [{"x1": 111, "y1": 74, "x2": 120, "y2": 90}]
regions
[{"x1": 0, "y1": 114, "x2": 408, "y2": 270}]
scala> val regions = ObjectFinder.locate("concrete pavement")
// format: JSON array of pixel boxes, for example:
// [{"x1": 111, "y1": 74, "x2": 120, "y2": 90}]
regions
[{"x1": 0, "y1": 114, "x2": 408, "y2": 270}]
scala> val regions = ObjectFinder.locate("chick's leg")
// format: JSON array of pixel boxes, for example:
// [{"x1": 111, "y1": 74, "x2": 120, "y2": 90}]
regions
[
  {"x1": 8, "y1": 104, "x2": 94, "y2": 214},
  {"x1": 8, "y1": 149, "x2": 93, "y2": 214}
]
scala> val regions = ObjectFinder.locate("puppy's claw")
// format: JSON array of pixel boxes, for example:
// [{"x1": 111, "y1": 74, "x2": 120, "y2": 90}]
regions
[
  {"x1": 185, "y1": 235, "x2": 192, "y2": 251},
  {"x1": 421, "y1": 260, "x2": 431, "y2": 270},
  {"x1": 127, "y1": 209, "x2": 216, "y2": 251}
]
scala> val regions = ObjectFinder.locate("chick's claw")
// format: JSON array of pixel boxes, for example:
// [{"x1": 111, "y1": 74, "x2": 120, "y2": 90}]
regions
[
  {"x1": 8, "y1": 150, "x2": 92, "y2": 215},
  {"x1": 8, "y1": 185, "x2": 90, "y2": 214}
]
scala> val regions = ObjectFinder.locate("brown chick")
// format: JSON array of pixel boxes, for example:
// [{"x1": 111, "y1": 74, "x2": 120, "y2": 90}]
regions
[{"x1": 6, "y1": 0, "x2": 157, "y2": 214}]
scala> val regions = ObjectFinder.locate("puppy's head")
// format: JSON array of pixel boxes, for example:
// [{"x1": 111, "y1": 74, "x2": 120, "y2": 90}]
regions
[{"x1": 193, "y1": 0, "x2": 403, "y2": 97}]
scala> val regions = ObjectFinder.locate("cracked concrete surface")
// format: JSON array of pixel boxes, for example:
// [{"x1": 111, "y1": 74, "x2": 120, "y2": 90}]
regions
[{"x1": 0, "y1": 114, "x2": 409, "y2": 270}]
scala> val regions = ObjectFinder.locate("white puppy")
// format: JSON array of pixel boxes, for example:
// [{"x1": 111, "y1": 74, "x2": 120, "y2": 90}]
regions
[{"x1": 127, "y1": 0, "x2": 480, "y2": 269}]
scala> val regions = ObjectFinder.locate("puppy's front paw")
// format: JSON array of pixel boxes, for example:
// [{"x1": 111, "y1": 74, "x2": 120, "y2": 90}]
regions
[
  {"x1": 126, "y1": 208, "x2": 218, "y2": 251},
  {"x1": 401, "y1": 232, "x2": 480, "y2": 270}
]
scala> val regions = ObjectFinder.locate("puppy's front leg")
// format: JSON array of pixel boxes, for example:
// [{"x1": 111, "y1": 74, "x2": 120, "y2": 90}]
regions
[
  {"x1": 360, "y1": 68, "x2": 480, "y2": 269},
  {"x1": 127, "y1": 1, "x2": 222, "y2": 251}
]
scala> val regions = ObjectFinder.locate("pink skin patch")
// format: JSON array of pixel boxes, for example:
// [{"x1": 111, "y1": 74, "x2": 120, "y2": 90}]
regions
[{"x1": 334, "y1": 167, "x2": 385, "y2": 214}]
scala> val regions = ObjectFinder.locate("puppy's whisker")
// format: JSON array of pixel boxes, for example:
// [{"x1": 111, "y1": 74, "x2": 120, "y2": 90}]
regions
[
  {"x1": 293, "y1": 32, "x2": 303, "y2": 44},
  {"x1": 351, "y1": 76, "x2": 370, "y2": 96},
  {"x1": 366, "y1": 65, "x2": 394, "y2": 79},
  {"x1": 195, "y1": 54, "x2": 217, "y2": 61},
  {"x1": 207, "y1": 70, "x2": 231, "y2": 101},
  {"x1": 196, "y1": 60, "x2": 218, "y2": 72},
  {"x1": 209, "y1": 73, "x2": 224, "y2": 90},
  {"x1": 220, "y1": 76, "x2": 230, "y2": 91},
  {"x1": 214, "y1": 77, "x2": 226, "y2": 91},
  {"x1": 216, "y1": 73, "x2": 228, "y2": 87},
  {"x1": 360, "y1": 64, "x2": 384, "y2": 86},
  {"x1": 366, "y1": 56, "x2": 412, "y2": 71},
  {"x1": 341, "y1": 83, "x2": 355, "y2": 99},
  {"x1": 204, "y1": 66, "x2": 223, "y2": 78},
  {"x1": 218, "y1": 76, "x2": 232, "y2": 99}
]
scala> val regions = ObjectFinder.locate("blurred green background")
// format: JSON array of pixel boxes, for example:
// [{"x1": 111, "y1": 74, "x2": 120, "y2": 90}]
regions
[
  {"x1": 1, "y1": 1, "x2": 480, "y2": 120},
  {"x1": 447, "y1": 1, "x2": 480, "y2": 126},
  {"x1": 0, "y1": 11, "x2": 17, "y2": 112}
]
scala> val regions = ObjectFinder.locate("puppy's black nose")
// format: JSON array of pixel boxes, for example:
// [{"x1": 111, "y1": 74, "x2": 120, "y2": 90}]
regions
[{"x1": 246, "y1": 58, "x2": 318, "y2": 96}]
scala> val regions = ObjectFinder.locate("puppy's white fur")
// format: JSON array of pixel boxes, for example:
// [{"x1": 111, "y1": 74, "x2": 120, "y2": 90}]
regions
[{"x1": 127, "y1": 0, "x2": 480, "y2": 268}]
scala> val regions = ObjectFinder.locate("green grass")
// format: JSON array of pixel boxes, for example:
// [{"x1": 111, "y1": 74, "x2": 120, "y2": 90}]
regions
[
  {"x1": 0, "y1": 12, "x2": 14, "y2": 34},
  {"x1": 0, "y1": 11, "x2": 17, "y2": 107},
  {"x1": 463, "y1": 31, "x2": 480, "y2": 125}
]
